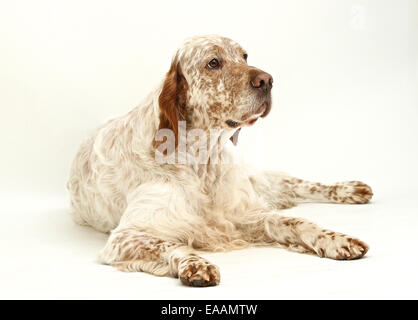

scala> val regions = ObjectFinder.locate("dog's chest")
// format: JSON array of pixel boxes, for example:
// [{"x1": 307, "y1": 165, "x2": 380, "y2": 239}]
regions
[{"x1": 197, "y1": 164, "x2": 258, "y2": 214}]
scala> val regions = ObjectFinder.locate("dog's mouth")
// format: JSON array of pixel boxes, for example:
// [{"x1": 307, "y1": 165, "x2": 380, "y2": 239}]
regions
[{"x1": 225, "y1": 101, "x2": 271, "y2": 128}]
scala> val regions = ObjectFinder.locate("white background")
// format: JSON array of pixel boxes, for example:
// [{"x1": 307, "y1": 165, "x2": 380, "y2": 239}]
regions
[{"x1": 0, "y1": 0, "x2": 417, "y2": 299}]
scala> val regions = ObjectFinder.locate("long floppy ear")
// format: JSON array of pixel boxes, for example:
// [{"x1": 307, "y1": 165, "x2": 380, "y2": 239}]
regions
[{"x1": 156, "y1": 61, "x2": 187, "y2": 148}]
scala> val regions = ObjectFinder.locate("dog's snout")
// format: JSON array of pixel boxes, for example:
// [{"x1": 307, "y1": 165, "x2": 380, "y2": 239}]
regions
[{"x1": 251, "y1": 72, "x2": 273, "y2": 92}]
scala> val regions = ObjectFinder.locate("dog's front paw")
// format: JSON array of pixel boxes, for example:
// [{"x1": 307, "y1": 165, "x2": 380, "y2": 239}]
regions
[
  {"x1": 178, "y1": 255, "x2": 220, "y2": 287},
  {"x1": 315, "y1": 233, "x2": 369, "y2": 260},
  {"x1": 333, "y1": 181, "x2": 373, "y2": 204}
]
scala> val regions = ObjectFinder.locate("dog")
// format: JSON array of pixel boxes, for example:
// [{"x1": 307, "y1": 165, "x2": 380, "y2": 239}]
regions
[{"x1": 68, "y1": 35, "x2": 372, "y2": 287}]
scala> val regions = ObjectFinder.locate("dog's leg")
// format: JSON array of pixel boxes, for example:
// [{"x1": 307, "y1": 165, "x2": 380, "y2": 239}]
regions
[
  {"x1": 250, "y1": 171, "x2": 372, "y2": 206},
  {"x1": 281, "y1": 178, "x2": 373, "y2": 204},
  {"x1": 98, "y1": 228, "x2": 220, "y2": 287},
  {"x1": 97, "y1": 182, "x2": 220, "y2": 287},
  {"x1": 247, "y1": 213, "x2": 369, "y2": 260}
]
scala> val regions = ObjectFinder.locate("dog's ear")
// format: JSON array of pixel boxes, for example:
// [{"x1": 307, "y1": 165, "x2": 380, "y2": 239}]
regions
[{"x1": 156, "y1": 60, "x2": 187, "y2": 148}]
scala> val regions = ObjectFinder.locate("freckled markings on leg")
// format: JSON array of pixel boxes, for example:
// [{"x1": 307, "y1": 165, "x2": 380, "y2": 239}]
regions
[
  {"x1": 111, "y1": 231, "x2": 176, "y2": 262},
  {"x1": 328, "y1": 185, "x2": 338, "y2": 198}
]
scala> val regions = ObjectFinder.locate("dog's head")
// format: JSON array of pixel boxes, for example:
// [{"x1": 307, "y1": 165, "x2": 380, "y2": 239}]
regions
[{"x1": 158, "y1": 35, "x2": 273, "y2": 146}]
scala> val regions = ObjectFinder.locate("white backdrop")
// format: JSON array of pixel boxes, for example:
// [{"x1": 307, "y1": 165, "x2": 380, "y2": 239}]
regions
[{"x1": 0, "y1": 0, "x2": 417, "y2": 299}]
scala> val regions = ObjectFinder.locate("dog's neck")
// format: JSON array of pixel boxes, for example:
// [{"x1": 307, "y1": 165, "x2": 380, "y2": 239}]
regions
[{"x1": 176, "y1": 125, "x2": 236, "y2": 169}]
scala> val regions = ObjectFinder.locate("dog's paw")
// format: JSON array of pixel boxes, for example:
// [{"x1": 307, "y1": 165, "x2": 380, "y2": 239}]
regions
[
  {"x1": 178, "y1": 255, "x2": 220, "y2": 287},
  {"x1": 332, "y1": 181, "x2": 373, "y2": 204},
  {"x1": 315, "y1": 233, "x2": 369, "y2": 260}
]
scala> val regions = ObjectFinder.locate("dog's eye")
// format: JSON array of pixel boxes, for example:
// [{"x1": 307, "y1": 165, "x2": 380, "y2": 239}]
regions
[
  {"x1": 226, "y1": 120, "x2": 240, "y2": 128},
  {"x1": 243, "y1": 53, "x2": 248, "y2": 61},
  {"x1": 208, "y1": 58, "x2": 220, "y2": 69}
]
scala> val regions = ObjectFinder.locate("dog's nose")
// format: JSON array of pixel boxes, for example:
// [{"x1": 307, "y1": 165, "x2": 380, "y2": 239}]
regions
[{"x1": 251, "y1": 72, "x2": 273, "y2": 92}]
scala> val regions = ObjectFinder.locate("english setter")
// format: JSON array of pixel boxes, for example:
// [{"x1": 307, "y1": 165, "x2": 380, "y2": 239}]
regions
[{"x1": 68, "y1": 35, "x2": 372, "y2": 287}]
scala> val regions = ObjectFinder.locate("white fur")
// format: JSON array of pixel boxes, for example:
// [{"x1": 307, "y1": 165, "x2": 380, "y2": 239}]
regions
[{"x1": 67, "y1": 35, "x2": 371, "y2": 286}]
